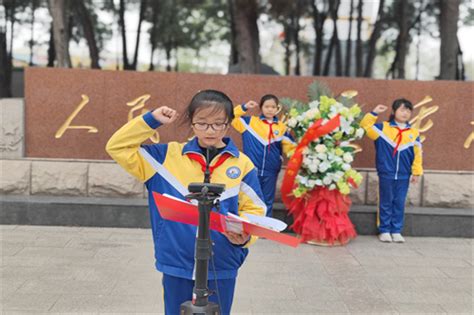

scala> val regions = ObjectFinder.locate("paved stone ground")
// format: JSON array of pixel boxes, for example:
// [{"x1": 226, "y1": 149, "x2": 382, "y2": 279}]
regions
[{"x1": 1, "y1": 225, "x2": 472, "y2": 314}]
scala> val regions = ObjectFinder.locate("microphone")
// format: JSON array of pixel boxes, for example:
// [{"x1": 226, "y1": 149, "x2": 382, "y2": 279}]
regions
[
  {"x1": 205, "y1": 146, "x2": 217, "y2": 164},
  {"x1": 204, "y1": 146, "x2": 217, "y2": 183}
]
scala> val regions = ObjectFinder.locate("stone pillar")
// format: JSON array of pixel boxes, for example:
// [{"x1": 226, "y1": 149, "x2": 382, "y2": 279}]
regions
[{"x1": 0, "y1": 98, "x2": 24, "y2": 159}]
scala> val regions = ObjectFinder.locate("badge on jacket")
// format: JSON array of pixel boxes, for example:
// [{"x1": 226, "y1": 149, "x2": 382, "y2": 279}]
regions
[{"x1": 226, "y1": 167, "x2": 241, "y2": 179}]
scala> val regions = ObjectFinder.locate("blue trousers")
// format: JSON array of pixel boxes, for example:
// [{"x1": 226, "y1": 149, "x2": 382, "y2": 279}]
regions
[
  {"x1": 258, "y1": 173, "x2": 278, "y2": 217},
  {"x1": 162, "y1": 273, "x2": 236, "y2": 315},
  {"x1": 378, "y1": 177, "x2": 410, "y2": 234}
]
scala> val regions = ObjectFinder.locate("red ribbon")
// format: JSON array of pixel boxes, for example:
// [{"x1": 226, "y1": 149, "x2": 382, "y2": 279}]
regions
[
  {"x1": 187, "y1": 152, "x2": 231, "y2": 178},
  {"x1": 281, "y1": 114, "x2": 341, "y2": 207},
  {"x1": 392, "y1": 127, "x2": 409, "y2": 156},
  {"x1": 262, "y1": 119, "x2": 275, "y2": 152}
]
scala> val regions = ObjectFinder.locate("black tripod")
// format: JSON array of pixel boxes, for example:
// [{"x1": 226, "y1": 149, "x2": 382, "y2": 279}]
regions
[{"x1": 180, "y1": 147, "x2": 225, "y2": 315}]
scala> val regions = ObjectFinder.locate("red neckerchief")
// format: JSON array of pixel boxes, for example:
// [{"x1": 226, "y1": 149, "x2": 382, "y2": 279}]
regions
[
  {"x1": 392, "y1": 126, "x2": 410, "y2": 156},
  {"x1": 186, "y1": 152, "x2": 231, "y2": 179},
  {"x1": 262, "y1": 119, "x2": 276, "y2": 152}
]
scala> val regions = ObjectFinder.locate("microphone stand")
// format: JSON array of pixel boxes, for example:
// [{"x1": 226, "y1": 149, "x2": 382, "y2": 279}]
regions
[{"x1": 180, "y1": 146, "x2": 225, "y2": 315}]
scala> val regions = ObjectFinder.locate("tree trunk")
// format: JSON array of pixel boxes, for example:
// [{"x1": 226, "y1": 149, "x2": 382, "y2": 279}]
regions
[
  {"x1": 456, "y1": 37, "x2": 465, "y2": 80},
  {"x1": 118, "y1": 0, "x2": 131, "y2": 69},
  {"x1": 323, "y1": 0, "x2": 341, "y2": 76},
  {"x1": 311, "y1": 0, "x2": 328, "y2": 76},
  {"x1": 8, "y1": 0, "x2": 15, "y2": 65},
  {"x1": 395, "y1": 0, "x2": 409, "y2": 79},
  {"x1": 364, "y1": 0, "x2": 385, "y2": 77},
  {"x1": 148, "y1": 0, "x2": 160, "y2": 71},
  {"x1": 355, "y1": 0, "x2": 363, "y2": 77},
  {"x1": 283, "y1": 24, "x2": 291, "y2": 75},
  {"x1": 47, "y1": 20, "x2": 56, "y2": 67},
  {"x1": 148, "y1": 47, "x2": 155, "y2": 71},
  {"x1": 293, "y1": 0, "x2": 302, "y2": 75},
  {"x1": 48, "y1": 0, "x2": 71, "y2": 67},
  {"x1": 132, "y1": 0, "x2": 148, "y2": 70},
  {"x1": 29, "y1": 0, "x2": 38, "y2": 66},
  {"x1": 231, "y1": 0, "x2": 260, "y2": 73},
  {"x1": 344, "y1": 0, "x2": 354, "y2": 76},
  {"x1": 323, "y1": 35, "x2": 334, "y2": 76},
  {"x1": 228, "y1": 0, "x2": 239, "y2": 68},
  {"x1": 0, "y1": 31, "x2": 12, "y2": 97},
  {"x1": 386, "y1": 0, "x2": 410, "y2": 79},
  {"x1": 165, "y1": 43, "x2": 172, "y2": 72},
  {"x1": 414, "y1": 1, "x2": 423, "y2": 80},
  {"x1": 75, "y1": 1, "x2": 100, "y2": 69},
  {"x1": 174, "y1": 43, "x2": 178, "y2": 72},
  {"x1": 333, "y1": 0, "x2": 342, "y2": 76},
  {"x1": 438, "y1": 0, "x2": 461, "y2": 80}
]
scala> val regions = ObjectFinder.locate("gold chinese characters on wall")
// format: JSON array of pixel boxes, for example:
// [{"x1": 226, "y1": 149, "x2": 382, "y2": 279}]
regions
[{"x1": 55, "y1": 94, "x2": 160, "y2": 143}]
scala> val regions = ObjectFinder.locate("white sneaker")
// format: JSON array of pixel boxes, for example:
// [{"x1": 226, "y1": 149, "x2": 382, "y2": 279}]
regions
[
  {"x1": 378, "y1": 233, "x2": 392, "y2": 243},
  {"x1": 391, "y1": 233, "x2": 405, "y2": 243}
]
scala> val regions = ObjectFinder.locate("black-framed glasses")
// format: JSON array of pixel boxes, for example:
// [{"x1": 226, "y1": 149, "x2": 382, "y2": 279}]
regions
[{"x1": 192, "y1": 122, "x2": 228, "y2": 131}]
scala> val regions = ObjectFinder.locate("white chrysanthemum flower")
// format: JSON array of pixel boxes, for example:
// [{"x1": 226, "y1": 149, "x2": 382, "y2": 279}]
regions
[
  {"x1": 308, "y1": 179, "x2": 318, "y2": 187},
  {"x1": 329, "y1": 184, "x2": 336, "y2": 190},
  {"x1": 317, "y1": 153, "x2": 328, "y2": 161},
  {"x1": 315, "y1": 179, "x2": 323, "y2": 186},
  {"x1": 287, "y1": 118, "x2": 298, "y2": 128},
  {"x1": 322, "y1": 176, "x2": 332, "y2": 185},
  {"x1": 355, "y1": 128, "x2": 365, "y2": 139},
  {"x1": 315, "y1": 144, "x2": 327, "y2": 153},
  {"x1": 343, "y1": 153, "x2": 354, "y2": 163},
  {"x1": 309, "y1": 100, "x2": 319, "y2": 109},
  {"x1": 340, "y1": 117, "x2": 352, "y2": 134},
  {"x1": 308, "y1": 163, "x2": 319, "y2": 173},
  {"x1": 297, "y1": 175, "x2": 309, "y2": 185},
  {"x1": 319, "y1": 161, "x2": 331, "y2": 172},
  {"x1": 303, "y1": 156, "x2": 312, "y2": 165},
  {"x1": 342, "y1": 163, "x2": 351, "y2": 171},
  {"x1": 304, "y1": 108, "x2": 320, "y2": 120}
]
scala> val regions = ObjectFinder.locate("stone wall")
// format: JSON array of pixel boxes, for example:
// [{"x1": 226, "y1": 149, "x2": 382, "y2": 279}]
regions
[
  {"x1": 1, "y1": 158, "x2": 473, "y2": 209},
  {"x1": 23, "y1": 68, "x2": 474, "y2": 171}
]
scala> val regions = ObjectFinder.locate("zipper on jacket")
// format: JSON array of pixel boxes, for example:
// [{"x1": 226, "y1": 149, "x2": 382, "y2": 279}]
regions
[
  {"x1": 395, "y1": 151, "x2": 400, "y2": 180},
  {"x1": 261, "y1": 145, "x2": 267, "y2": 176}
]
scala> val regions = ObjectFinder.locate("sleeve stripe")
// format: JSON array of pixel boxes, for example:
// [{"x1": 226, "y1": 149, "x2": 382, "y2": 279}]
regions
[
  {"x1": 372, "y1": 126, "x2": 396, "y2": 147},
  {"x1": 241, "y1": 119, "x2": 285, "y2": 146},
  {"x1": 240, "y1": 181, "x2": 267, "y2": 214},
  {"x1": 138, "y1": 147, "x2": 189, "y2": 197},
  {"x1": 218, "y1": 185, "x2": 240, "y2": 202},
  {"x1": 282, "y1": 135, "x2": 296, "y2": 144}
]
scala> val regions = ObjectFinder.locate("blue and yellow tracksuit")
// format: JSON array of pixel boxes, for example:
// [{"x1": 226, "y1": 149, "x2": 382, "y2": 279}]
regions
[
  {"x1": 232, "y1": 104, "x2": 296, "y2": 217},
  {"x1": 361, "y1": 112, "x2": 423, "y2": 234},
  {"x1": 106, "y1": 111, "x2": 266, "y2": 315}
]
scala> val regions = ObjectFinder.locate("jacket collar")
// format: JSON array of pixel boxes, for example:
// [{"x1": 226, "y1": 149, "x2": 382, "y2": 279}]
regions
[
  {"x1": 182, "y1": 137, "x2": 240, "y2": 157},
  {"x1": 259, "y1": 114, "x2": 279, "y2": 123},
  {"x1": 389, "y1": 120, "x2": 411, "y2": 128}
]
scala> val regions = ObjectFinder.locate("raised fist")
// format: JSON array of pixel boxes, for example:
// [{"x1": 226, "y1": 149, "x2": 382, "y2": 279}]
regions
[
  {"x1": 373, "y1": 104, "x2": 388, "y2": 114},
  {"x1": 152, "y1": 106, "x2": 179, "y2": 125},
  {"x1": 245, "y1": 100, "x2": 259, "y2": 110}
]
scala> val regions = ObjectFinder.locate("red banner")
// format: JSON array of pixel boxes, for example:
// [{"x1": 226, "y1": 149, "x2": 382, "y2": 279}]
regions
[{"x1": 281, "y1": 114, "x2": 341, "y2": 207}]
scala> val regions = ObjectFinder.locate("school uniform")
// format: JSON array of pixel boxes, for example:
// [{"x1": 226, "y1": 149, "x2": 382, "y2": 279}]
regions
[
  {"x1": 106, "y1": 111, "x2": 266, "y2": 315},
  {"x1": 360, "y1": 112, "x2": 423, "y2": 234},
  {"x1": 232, "y1": 104, "x2": 296, "y2": 217}
]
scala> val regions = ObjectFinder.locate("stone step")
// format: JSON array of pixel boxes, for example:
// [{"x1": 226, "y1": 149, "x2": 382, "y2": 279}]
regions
[{"x1": 1, "y1": 195, "x2": 472, "y2": 237}]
